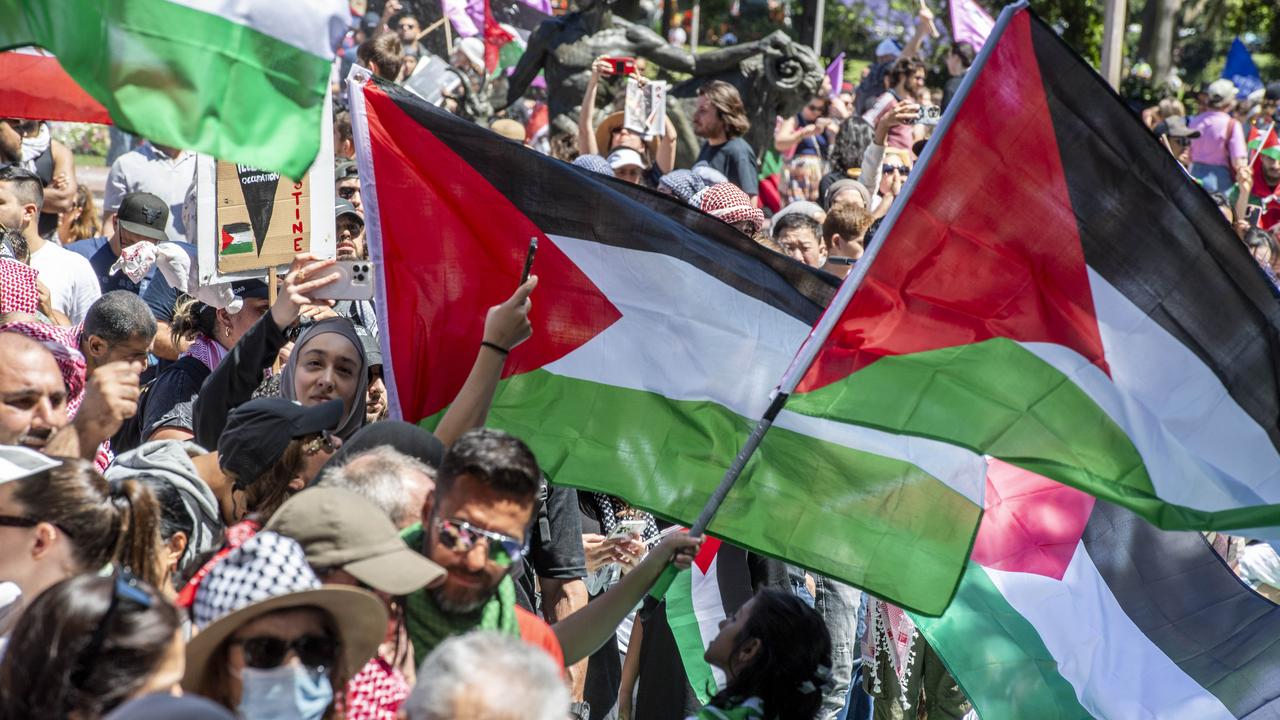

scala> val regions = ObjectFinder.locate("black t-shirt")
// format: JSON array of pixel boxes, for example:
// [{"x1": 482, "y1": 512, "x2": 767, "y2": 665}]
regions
[
  {"x1": 696, "y1": 137, "x2": 760, "y2": 196},
  {"x1": 942, "y1": 73, "x2": 966, "y2": 112},
  {"x1": 514, "y1": 481, "x2": 588, "y2": 615},
  {"x1": 111, "y1": 356, "x2": 211, "y2": 454}
]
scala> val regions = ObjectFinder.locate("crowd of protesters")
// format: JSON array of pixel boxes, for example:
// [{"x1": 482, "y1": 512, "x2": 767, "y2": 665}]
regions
[{"x1": 2, "y1": 0, "x2": 1280, "y2": 718}]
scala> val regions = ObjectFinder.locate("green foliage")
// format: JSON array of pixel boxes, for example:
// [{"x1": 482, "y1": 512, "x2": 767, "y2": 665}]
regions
[{"x1": 1025, "y1": 0, "x2": 1103, "y2": 64}]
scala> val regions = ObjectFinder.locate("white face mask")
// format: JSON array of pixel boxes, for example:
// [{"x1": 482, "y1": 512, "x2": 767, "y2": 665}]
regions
[
  {"x1": 109, "y1": 241, "x2": 158, "y2": 284},
  {"x1": 236, "y1": 664, "x2": 333, "y2": 720}
]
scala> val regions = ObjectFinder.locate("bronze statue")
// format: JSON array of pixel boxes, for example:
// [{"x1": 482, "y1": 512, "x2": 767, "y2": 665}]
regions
[{"x1": 504, "y1": 0, "x2": 822, "y2": 162}]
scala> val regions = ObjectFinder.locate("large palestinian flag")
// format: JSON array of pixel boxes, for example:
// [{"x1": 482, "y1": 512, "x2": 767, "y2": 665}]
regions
[
  {"x1": 791, "y1": 6, "x2": 1280, "y2": 540},
  {"x1": 913, "y1": 458, "x2": 1280, "y2": 718},
  {"x1": 348, "y1": 70, "x2": 988, "y2": 615}
]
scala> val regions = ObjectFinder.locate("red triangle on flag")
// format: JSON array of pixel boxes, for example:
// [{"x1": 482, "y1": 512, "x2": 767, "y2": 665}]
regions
[
  {"x1": 362, "y1": 84, "x2": 622, "y2": 420},
  {"x1": 798, "y1": 11, "x2": 1109, "y2": 394}
]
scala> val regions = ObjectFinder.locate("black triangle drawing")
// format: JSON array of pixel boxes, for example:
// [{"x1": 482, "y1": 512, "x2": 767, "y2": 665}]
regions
[{"x1": 237, "y1": 166, "x2": 280, "y2": 255}]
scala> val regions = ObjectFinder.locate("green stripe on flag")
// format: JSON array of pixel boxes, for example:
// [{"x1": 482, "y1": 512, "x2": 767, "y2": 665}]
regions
[
  {"x1": 911, "y1": 563, "x2": 1090, "y2": 719},
  {"x1": 2, "y1": 0, "x2": 332, "y2": 178},
  {"x1": 423, "y1": 369, "x2": 981, "y2": 615},
  {"x1": 789, "y1": 337, "x2": 1280, "y2": 532},
  {"x1": 666, "y1": 567, "x2": 719, "y2": 704}
]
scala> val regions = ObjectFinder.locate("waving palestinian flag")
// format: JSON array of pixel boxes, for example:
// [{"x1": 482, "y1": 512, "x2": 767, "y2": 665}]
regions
[
  {"x1": 792, "y1": 6, "x2": 1280, "y2": 540},
  {"x1": 2, "y1": 0, "x2": 345, "y2": 177},
  {"x1": 349, "y1": 70, "x2": 987, "y2": 615},
  {"x1": 913, "y1": 458, "x2": 1280, "y2": 719}
]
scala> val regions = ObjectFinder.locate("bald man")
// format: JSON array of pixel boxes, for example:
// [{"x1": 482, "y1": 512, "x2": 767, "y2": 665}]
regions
[{"x1": 0, "y1": 332, "x2": 69, "y2": 450}]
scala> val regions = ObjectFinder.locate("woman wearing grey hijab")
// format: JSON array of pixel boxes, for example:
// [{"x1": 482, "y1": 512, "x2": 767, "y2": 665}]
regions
[
  {"x1": 194, "y1": 255, "x2": 354, "y2": 449},
  {"x1": 279, "y1": 317, "x2": 368, "y2": 440}
]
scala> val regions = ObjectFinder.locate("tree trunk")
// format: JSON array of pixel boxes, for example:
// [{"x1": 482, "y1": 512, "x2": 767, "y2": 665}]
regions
[
  {"x1": 1136, "y1": 0, "x2": 1179, "y2": 81},
  {"x1": 1148, "y1": 0, "x2": 1180, "y2": 82}
]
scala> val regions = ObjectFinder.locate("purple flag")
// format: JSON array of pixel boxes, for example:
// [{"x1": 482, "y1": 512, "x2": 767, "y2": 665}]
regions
[
  {"x1": 825, "y1": 52, "x2": 845, "y2": 98},
  {"x1": 949, "y1": 0, "x2": 994, "y2": 51}
]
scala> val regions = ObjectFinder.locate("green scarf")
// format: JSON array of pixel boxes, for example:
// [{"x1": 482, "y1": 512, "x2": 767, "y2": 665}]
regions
[{"x1": 400, "y1": 522, "x2": 521, "y2": 666}]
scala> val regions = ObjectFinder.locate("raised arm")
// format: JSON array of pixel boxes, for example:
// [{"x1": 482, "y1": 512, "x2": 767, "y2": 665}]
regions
[
  {"x1": 505, "y1": 22, "x2": 556, "y2": 108},
  {"x1": 901, "y1": 1, "x2": 939, "y2": 59},
  {"x1": 552, "y1": 531, "x2": 702, "y2": 665},
  {"x1": 434, "y1": 276, "x2": 537, "y2": 446},
  {"x1": 578, "y1": 58, "x2": 612, "y2": 156},
  {"x1": 627, "y1": 21, "x2": 791, "y2": 76}
]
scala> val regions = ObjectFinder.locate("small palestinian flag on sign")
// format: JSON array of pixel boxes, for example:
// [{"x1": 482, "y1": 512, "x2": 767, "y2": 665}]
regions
[
  {"x1": 790, "y1": 5, "x2": 1280, "y2": 540},
  {"x1": 348, "y1": 68, "x2": 989, "y2": 616}
]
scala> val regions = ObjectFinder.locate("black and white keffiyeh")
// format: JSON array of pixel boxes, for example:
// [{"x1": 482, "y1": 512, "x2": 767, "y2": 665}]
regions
[{"x1": 191, "y1": 531, "x2": 320, "y2": 629}]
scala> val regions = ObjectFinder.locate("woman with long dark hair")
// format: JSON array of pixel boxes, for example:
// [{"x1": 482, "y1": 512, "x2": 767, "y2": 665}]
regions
[{"x1": 0, "y1": 573, "x2": 183, "y2": 719}]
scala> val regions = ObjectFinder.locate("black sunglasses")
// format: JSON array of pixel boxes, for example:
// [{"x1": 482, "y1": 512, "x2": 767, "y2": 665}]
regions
[
  {"x1": 338, "y1": 186, "x2": 358, "y2": 199},
  {"x1": 71, "y1": 571, "x2": 153, "y2": 688},
  {"x1": 0, "y1": 514, "x2": 38, "y2": 529},
  {"x1": 234, "y1": 634, "x2": 339, "y2": 671}
]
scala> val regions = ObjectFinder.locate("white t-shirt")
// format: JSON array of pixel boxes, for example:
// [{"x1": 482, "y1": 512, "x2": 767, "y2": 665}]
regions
[
  {"x1": 103, "y1": 143, "x2": 197, "y2": 244},
  {"x1": 30, "y1": 241, "x2": 101, "y2": 324}
]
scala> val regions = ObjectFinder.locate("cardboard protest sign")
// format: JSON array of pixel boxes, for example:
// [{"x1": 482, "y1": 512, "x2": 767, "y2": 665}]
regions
[{"x1": 214, "y1": 162, "x2": 310, "y2": 273}]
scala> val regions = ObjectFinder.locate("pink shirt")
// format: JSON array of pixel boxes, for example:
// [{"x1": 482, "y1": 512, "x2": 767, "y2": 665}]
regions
[{"x1": 1189, "y1": 111, "x2": 1247, "y2": 166}]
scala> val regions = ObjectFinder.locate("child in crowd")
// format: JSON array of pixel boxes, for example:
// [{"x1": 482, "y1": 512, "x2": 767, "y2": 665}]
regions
[{"x1": 695, "y1": 589, "x2": 833, "y2": 720}]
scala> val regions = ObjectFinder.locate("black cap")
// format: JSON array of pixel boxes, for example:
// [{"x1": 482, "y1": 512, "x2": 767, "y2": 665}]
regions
[
  {"x1": 117, "y1": 192, "x2": 169, "y2": 242},
  {"x1": 335, "y1": 160, "x2": 359, "y2": 181},
  {"x1": 218, "y1": 398, "x2": 344, "y2": 482},
  {"x1": 1154, "y1": 115, "x2": 1201, "y2": 139},
  {"x1": 335, "y1": 198, "x2": 363, "y2": 224}
]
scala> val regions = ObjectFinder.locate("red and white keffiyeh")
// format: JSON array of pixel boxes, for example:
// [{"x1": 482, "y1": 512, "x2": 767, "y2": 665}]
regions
[
  {"x1": 0, "y1": 258, "x2": 40, "y2": 315},
  {"x1": 698, "y1": 182, "x2": 766, "y2": 235},
  {"x1": 0, "y1": 320, "x2": 86, "y2": 417}
]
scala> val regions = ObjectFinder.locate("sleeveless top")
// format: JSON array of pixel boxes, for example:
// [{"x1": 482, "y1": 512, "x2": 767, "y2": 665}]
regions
[
  {"x1": 794, "y1": 112, "x2": 829, "y2": 158},
  {"x1": 32, "y1": 146, "x2": 60, "y2": 239}
]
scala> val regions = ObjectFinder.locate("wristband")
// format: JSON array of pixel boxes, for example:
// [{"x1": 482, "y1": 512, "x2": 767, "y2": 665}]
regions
[{"x1": 481, "y1": 341, "x2": 510, "y2": 356}]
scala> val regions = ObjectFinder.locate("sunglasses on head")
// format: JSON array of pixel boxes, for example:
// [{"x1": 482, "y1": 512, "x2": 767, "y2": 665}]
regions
[
  {"x1": 433, "y1": 517, "x2": 528, "y2": 566},
  {"x1": 71, "y1": 571, "x2": 153, "y2": 687},
  {"x1": 234, "y1": 634, "x2": 339, "y2": 671},
  {"x1": 302, "y1": 429, "x2": 341, "y2": 456}
]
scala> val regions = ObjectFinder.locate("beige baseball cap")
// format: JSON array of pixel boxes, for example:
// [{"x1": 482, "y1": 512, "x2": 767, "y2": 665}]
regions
[{"x1": 266, "y1": 487, "x2": 445, "y2": 596}]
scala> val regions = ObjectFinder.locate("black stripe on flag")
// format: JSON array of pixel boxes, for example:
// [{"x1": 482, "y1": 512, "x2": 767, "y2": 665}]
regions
[
  {"x1": 1028, "y1": 15, "x2": 1280, "y2": 452},
  {"x1": 1082, "y1": 500, "x2": 1280, "y2": 718},
  {"x1": 376, "y1": 80, "x2": 838, "y2": 326}
]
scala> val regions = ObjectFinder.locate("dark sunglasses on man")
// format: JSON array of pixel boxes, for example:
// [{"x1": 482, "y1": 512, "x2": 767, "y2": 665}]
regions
[{"x1": 433, "y1": 517, "x2": 528, "y2": 567}]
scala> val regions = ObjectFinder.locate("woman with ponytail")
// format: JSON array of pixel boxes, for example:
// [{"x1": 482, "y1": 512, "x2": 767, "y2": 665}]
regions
[
  {"x1": 694, "y1": 589, "x2": 834, "y2": 720},
  {"x1": 0, "y1": 453, "x2": 165, "y2": 640}
]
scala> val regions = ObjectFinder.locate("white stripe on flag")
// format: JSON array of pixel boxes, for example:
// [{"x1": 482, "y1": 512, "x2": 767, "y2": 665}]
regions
[
  {"x1": 1021, "y1": 270, "x2": 1280, "y2": 523},
  {"x1": 983, "y1": 544, "x2": 1234, "y2": 720},
  {"x1": 542, "y1": 234, "x2": 812, "y2": 419},
  {"x1": 543, "y1": 234, "x2": 988, "y2": 505},
  {"x1": 166, "y1": 0, "x2": 348, "y2": 58}
]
